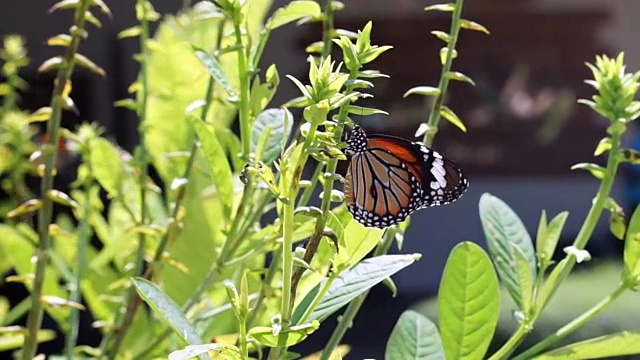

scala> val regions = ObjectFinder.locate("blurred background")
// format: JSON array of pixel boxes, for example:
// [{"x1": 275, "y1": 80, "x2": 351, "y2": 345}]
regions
[{"x1": 2, "y1": 0, "x2": 640, "y2": 358}]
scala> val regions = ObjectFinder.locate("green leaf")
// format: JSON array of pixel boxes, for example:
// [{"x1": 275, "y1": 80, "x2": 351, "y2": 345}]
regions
[
  {"x1": 512, "y1": 245, "x2": 534, "y2": 314},
  {"x1": 537, "y1": 257, "x2": 569, "y2": 308},
  {"x1": 118, "y1": 26, "x2": 142, "y2": 39},
  {"x1": 168, "y1": 344, "x2": 241, "y2": 360},
  {"x1": 424, "y1": 3, "x2": 455, "y2": 12},
  {"x1": 440, "y1": 106, "x2": 467, "y2": 132},
  {"x1": 74, "y1": 53, "x2": 106, "y2": 76},
  {"x1": 385, "y1": 310, "x2": 445, "y2": 360},
  {"x1": 536, "y1": 210, "x2": 569, "y2": 267},
  {"x1": 251, "y1": 108, "x2": 293, "y2": 165},
  {"x1": 192, "y1": 45, "x2": 236, "y2": 98},
  {"x1": 571, "y1": 162, "x2": 606, "y2": 179},
  {"x1": 308, "y1": 254, "x2": 420, "y2": 322},
  {"x1": 0, "y1": 329, "x2": 56, "y2": 352},
  {"x1": 189, "y1": 115, "x2": 234, "y2": 219},
  {"x1": 445, "y1": 71, "x2": 476, "y2": 86},
  {"x1": 535, "y1": 331, "x2": 640, "y2": 359},
  {"x1": 430, "y1": 31, "x2": 451, "y2": 43},
  {"x1": 250, "y1": 64, "x2": 280, "y2": 116},
  {"x1": 403, "y1": 86, "x2": 441, "y2": 98},
  {"x1": 460, "y1": 19, "x2": 490, "y2": 34},
  {"x1": 594, "y1": 137, "x2": 611, "y2": 156},
  {"x1": 46, "y1": 34, "x2": 72, "y2": 47},
  {"x1": 439, "y1": 47, "x2": 458, "y2": 65},
  {"x1": 479, "y1": 193, "x2": 537, "y2": 310},
  {"x1": 90, "y1": 137, "x2": 123, "y2": 197},
  {"x1": 347, "y1": 105, "x2": 389, "y2": 116},
  {"x1": 438, "y1": 242, "x2": 499, "y2": 360},
  {"x1": 334, "y1": 220, "x2": 384, "y2": 270},
  {"x1": 249, "y1": 321, "x2": 320, "y2": 347},
  {"x1": 132, "y1": 278, "x2": 209, "y2": 358},
  {"x1": 624, "y1": 204, "x2": 640, "y2": 282},
  {"x1": 266, "y1": 1, "x2": 321, "y2": 30}
]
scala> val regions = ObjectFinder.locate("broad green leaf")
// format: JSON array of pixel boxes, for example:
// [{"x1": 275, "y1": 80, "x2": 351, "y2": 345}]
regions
[
  {"x1": 190, "y1": 116, "x2": 234, "y2": 219},
  {"x1": 438, "y1": 242, "x2": 499, "y2": 360},
  {"x1": 536, "y1": 211, "x2": 569, "y2": 267},
  {"x1": 168, "y1": 344, "x2": 241, "y2": 360},
  {"x1": 403, "y1": 86, "x2": 441, "y2": 98},
  {"x1": 132, "y1": 277, "x2": 208, "y2": 355},
  {"x1": 249, "y1": 321, "x2": 320, "y2": 347},
  {"x1": 624, "y1": 204, "x2": 640, "y2": 281},
  {"x1": 90, "y1": 137, "x2": 123, "y2": 197},
  {"x1": 536, "y1": 331, "x2": 640, "y2": 359},
  {"x1": 251, "y1": 108, "x2": 293, "y2": 165},
  {"x1": 440, "y1": 106, "x2": 466, "y2": 132},
  {"x1": 308, "y1": 254, "x2": 420, "y2": 322},
  {"x1": 192, "y1": 45, "x2": 236, "y2": 98},
  {"x1": 0, "y1": 329, "x2": 56, "y2": 351},
  {"x1": 334, "y1": 220, "x2": 384, "y2": 271},
  {"x1": 385, "y1": 310, "x2": 445, "y2": 360},
  {"x1": 266, "y1": 1, "x2": 321, "y2": 30},
  {"x1": 479, "y1": 193, "x2": 537, "y2": 310},
  {"x1": 570, "y1": 162, "x2": 606, "y2": 179}
]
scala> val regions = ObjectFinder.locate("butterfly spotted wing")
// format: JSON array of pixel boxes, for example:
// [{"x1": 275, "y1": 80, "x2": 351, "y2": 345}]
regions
[{"x1": 343, "y1": 125, "x2": 468, "y2": 228}]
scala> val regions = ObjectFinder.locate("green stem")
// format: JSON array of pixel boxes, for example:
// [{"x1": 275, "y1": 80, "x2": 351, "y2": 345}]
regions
[
  {"x1": 239, "y1": 316, "x2": 249, "y2": 359},
  {"x1": 21, "y1": 1, "x2": 91, "y2": 358},
  {"x1": 233, "y1": 18, "x2": 252, "y2": 158},
  {"x1": 514, "y1": 283, "x2": 628, "y2": 360},
  {"x1": 422, "y1": 0, "x2": 464, "y2": 147},
  {"x1": 105, "y1": 4, "x2": 152, "y2": 354},
  {"x1": 64, "y1": 180, "x2": 94, "y2": 358},
  {"x1": 487, "y1": 324, "x2": 529, "y2": 360},
  {"x1": 489, "y1": 132, "x2": 622, "y2": 359},
  {"x1": 319, "y1": 229, "x2": 396, "y2": 360},
  {"x1": 246, "y1": 249, "x2": 282, "y2": 328},
  {"x1": 321, "y1": 0, "x2": 335, "y2": 57}
]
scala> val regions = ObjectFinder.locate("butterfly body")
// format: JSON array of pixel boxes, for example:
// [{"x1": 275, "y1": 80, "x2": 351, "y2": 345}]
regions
[{"x1": 343, "y1": 126, "x2": 469, "y2": 228}]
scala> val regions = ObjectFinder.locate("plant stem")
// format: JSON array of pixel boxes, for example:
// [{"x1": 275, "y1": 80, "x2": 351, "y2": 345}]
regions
[
  {"x1": 319, "y1": 229, "x2": 396, "y2": 360},
  {"x1": 422, "y1": 0, "x2": 464, "y2": 147},
  {"x1": 513, "y1": 283, "x2": 628, "y2": 360},
  {"x1": 105, "y1": 3, "x2": 152, "y2": 354},
  {"x1": 21, "y1": 1, "x2": 91, "y2": 358},
  {"x1": 64, "y1": 181, "x2": 94, "y2": 358},
  {"x1": 489, "y1": 131, "x2": 623, "y2": 359},
  {"x1": 233, "y1": 18, "x2": 252, "y2": 158},
  {"x1": 246, "y1": 249, "x2": 282, "y2": 328},
  {"x1": 321, "y1": 0, "x2": 335, "y2": 57}
]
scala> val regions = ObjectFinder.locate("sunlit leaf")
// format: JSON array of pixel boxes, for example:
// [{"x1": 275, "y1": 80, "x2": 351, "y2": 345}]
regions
[
  {"x1": 424, "y1": 3, "x2": 455, "y2": 12},
  {"x1": 571, "y1": 162, "x2": 606, "y2": 179},
  {"x1": 460, "y1": 19, "x2": 490, "y2": 34},
  {"x1": 445, "y1": 71, "x2": 476, "y2": 86},
  {"x1": 624, "y1": 204, "x2": 640, "y2": 282},
  {"x1": 266, "y1": 1, "x2": 321, "y2": 30},
  {"x1": 249, "y1": 321, "x2": 319, "y2": 347},
  {"x1": 438, "y1": 242, "x2": 499, "y2": 360},
  {"x1": 536, "y1": 331, "x2": 640, "y2": 359},
  {"x1": 251, "y1": 108, "x2": 293, "y2": 165},
  {"x1": 403, "y1": 86, "x2": 440, "y2": 98},
  {"x1": 0, "y1": 329, "x2": 56, "y2": 351},
  {"x1": 536, "y1": 210, "x2": 569, "y2": 267},
  {"x1": 168, "y1": 343, "x2": 241, "y2": 360},
  {"x1": 90, "y1": 137, "x2": 123, "y2": 197},
  {"x1": 334, "y1": 220, "x2": 384, "y2": 270},
  {"x1": 440, "y1": 106, "x2": 466, "y2": 132},
  {"x1": 192, "y1": 45, "x2": 236, "y2": 98}
]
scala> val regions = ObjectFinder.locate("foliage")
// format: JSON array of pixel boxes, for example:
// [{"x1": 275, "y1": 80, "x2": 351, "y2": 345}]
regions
[{"x1": 2, "y1": 0, "x2": 640, "y2": 359}]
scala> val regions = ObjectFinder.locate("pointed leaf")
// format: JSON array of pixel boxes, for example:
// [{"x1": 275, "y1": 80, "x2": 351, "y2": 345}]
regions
[
  {"x1": 90, "y1": 137, "x2": 123, "y2": 197},
  {"x1": 251, "y1": 108, "x2": 293, "y2": 165},
  {"x1": 132, "y1": 277, "x2": 209, "y2": 360},
  {"x1": 460, "y1": 19, "x2": 490, "y2": 34},
  {"x1": 445, "y1": 71, "x2": 476, "y2": 86},
  {"x1": 46, "y1": 34, "x2": 71, "y2": 47},
  {"x1": 249, "y1": 321, "x2": 320, "y2": 347},
  {"x1": 192, "y1": 45, "x2": 236, "y2": 97},
  {"x1": 403, "y1": 86, "x2": 441, "y2": 98},
  {"x1": 479, "y1": 193, "x2": 537, "y2": 310},
  {"x1": 594, "y1": 137, "x2": 611, "y2": 156},
  {"x1": 512, "y1": 245, "x2": 534, "y2": 314},
  {"x1": 438, "y1": 242, "x2": 499, "y2": 360},
  {"x1": 49, "y1": 0, "x2": 79, "y2": 13},
  {"x1": 386, "y1": 310, "x2": 445, "y2": 360},
  {"x1": 624, "y1": 204, "x2": 640, "y2": 281},
  {"x1": 431, "y1": 31, "x2": 451, "y2": 43},
  {"x1": 189, "y1": 115, "x2": 234, "y2": 219},
  {"x1": 118, "y1": 26, "x2": 142, "y2": 39},
  {"x1": 74, "y1": 53, "x2": 106, "y2": 76},
  {"x1": 27, "y1": 107, "x2": 52, "y2": 123},
  {"x1": 266, "y1": 1, "x2": 321, "y2": 30},
  {"x1": 424, "y1": 3, "x2": 455, "y2": 12},
  {"x1": 536, "y1": 332, "x2": 640, "y2": 359},
  {"x1": 38, "y1": 57, "x2": 63, "y2": 74},
  {"x1": 308, "y1": 254, "x2": 419, "y2": 322},
  {"x1": 536, "y1": 211, "x2": 569, "y2": 267},
  {"x1": 347, "y1": 105, "x2": 388, "y2": 116},
  {"x1": 440, "y1": 106, "x2": 467, "y2": 132},
  {"x1": 169, "y1": 344, "x2": 241, "y2": 360},
  {"x1": 571, "y1": 163, "x2": 606, "y2": 179}
]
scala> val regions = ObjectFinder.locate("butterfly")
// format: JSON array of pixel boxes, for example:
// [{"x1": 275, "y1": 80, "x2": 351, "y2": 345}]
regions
[{"x1": 343, "y1": 125, "x2": 469, "y2": 228}]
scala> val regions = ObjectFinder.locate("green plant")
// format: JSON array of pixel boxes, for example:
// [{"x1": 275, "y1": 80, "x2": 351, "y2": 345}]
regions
[{"x1": 386, "y1": 52, "x2": 640, "y2": 359}]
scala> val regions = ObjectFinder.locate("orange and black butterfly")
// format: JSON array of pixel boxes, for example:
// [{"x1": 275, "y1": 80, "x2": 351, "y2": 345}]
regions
[{"x1": 343, "y1": 125, "x2": 469, "y2": 228}]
